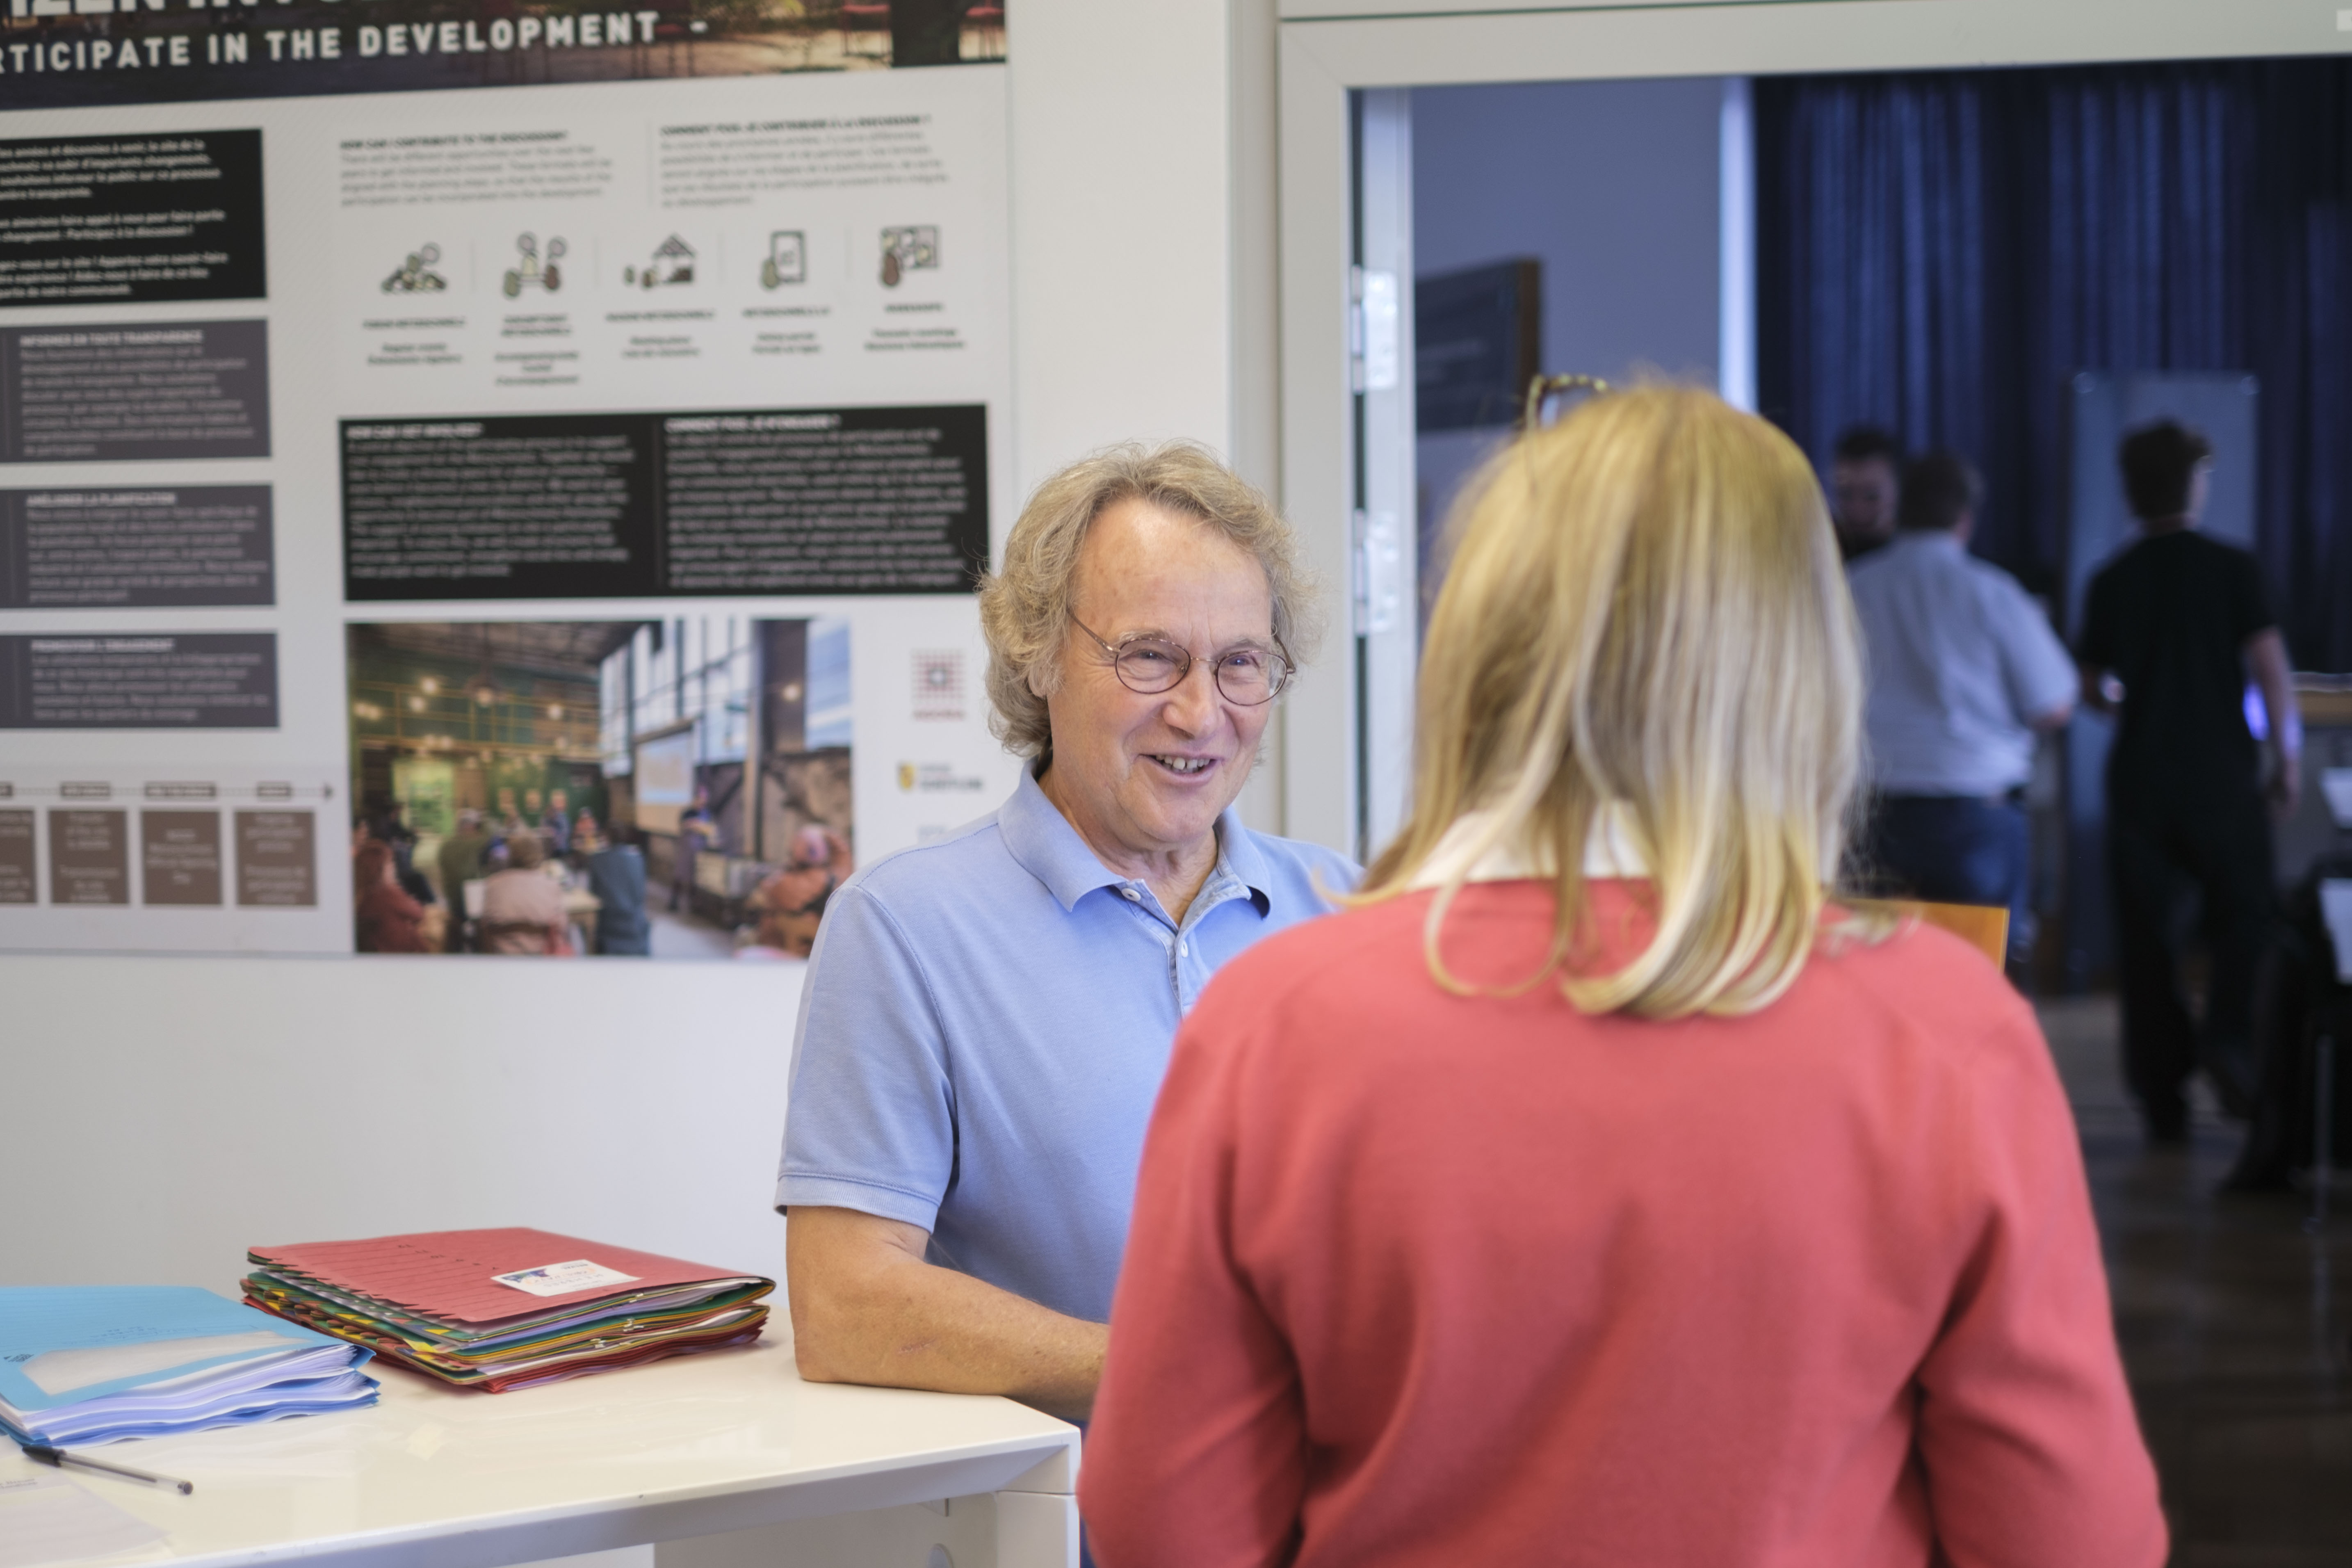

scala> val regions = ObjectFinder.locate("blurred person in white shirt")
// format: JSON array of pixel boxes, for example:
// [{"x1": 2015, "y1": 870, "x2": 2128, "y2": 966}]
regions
[{"x1": 1848, "y1": 451, "x2": 2074, "y2": 963}]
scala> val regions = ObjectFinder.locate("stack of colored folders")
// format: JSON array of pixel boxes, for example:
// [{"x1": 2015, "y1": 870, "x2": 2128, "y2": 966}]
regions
[
  {"x1": 1, "y1": 1287, "x2": 377, "y2": 1447},
  {"x1": 241, "y1": 1228, "x2": 772, "y2": 1394}
]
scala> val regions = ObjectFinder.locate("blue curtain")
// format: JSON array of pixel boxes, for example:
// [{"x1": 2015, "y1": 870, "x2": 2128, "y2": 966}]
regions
[{"x1": 1757, "y1": 60, "x2": 2352, "y2": 669}]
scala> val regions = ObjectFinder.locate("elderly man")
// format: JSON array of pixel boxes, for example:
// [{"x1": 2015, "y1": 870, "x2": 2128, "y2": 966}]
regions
[{"x1": 778, "y1": 442, "x2": 1356, "y2": 1422}]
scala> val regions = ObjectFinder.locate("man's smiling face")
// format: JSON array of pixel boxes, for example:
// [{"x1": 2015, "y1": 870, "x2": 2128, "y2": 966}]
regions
[{"x1": 1039, "y1": 497, "x2": 1276, "y2": 867}]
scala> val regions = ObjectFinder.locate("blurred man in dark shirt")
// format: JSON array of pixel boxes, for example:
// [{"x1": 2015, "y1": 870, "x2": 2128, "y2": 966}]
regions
[
  {"x1": 2077, "y1": 420, "x2": 2300, "y2": 1143},
  {"x1": 1831, "y1": 425, "x2": 1903, "y2": 563}
]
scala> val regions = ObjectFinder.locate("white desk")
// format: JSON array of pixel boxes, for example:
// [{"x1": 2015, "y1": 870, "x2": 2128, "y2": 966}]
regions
[{"x1": 3, "y1": 1342, "x2": 1079, "y2": 1568}]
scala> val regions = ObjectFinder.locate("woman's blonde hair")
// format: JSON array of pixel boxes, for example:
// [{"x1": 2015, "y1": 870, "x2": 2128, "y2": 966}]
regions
[
  {"x1": 1360, "y1": 384, "x2": 1866, "y2": 1018},
  {"x1": 978, "y1": 441, "x2": 1319, "y2": 760}
]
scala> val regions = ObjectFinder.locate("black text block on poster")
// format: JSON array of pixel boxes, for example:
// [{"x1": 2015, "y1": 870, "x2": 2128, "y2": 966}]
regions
[
  {"x1": 0, "y1": 130, "x2": 266, "y2": 309},
  {"x1": 0, "y1": 809, "x2": 32, "y2": 904},
  {"x1": 235, "y1": 810, "x2": 315, "y2": 908},
  {"x1": 0, "y1": 632, "x2": 278, "y2": 728},
  {"x1": 341, "y1": 404, "x2": 986, "y2": 600},
  {"x1": 142, "y1": 809, "x2": 223, "y2": 906},
  {"x1": 0, "y1": 320, "x2": 270, "y2": 464},
  {"x1": 49, "y1": 808, "x2": 128, "y2": 905},
  {"x1": 342, "y1": 415, "x2": 654, "y2": 600},
  {"x1": 0, "y1": 485, "x2": 273, "y2": 608}
]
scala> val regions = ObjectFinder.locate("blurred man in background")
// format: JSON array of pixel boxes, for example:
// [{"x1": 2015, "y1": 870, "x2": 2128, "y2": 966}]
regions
[
  {"x1": 434, "y1": 808, "x2": 492, "y2": 953},
  {"x1": 1830, "y1": 425, "x2": 1904, "y2": 562},
  {"x1": 1849, "y1": 450, "x2": 2075, "y2": 966},
  {"x1": 671, "y1": 786, "x2": 716, "y2": 914},
  {"x1": 2078, "y1": 420, "x2": 2299, "y2": 1142}
]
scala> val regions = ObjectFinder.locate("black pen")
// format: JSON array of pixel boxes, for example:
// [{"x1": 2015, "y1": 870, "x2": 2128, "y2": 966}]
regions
[{"x1": 23, "y1": 1444, "x2": 194, "y2": 1495}]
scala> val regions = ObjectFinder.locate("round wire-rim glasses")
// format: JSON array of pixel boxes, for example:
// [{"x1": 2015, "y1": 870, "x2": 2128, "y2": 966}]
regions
[
  {"x1": 1069, "y1": 614, "x2": 1294, "y2": 706},
  {"x1": 1523, "y1": 372, "x2": 1613, "y2": 430}
]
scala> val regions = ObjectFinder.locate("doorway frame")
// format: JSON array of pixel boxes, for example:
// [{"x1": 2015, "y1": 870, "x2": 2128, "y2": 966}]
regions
[{"x1": 1273, "y1": 0, "x2": 2349, "y2": 857}]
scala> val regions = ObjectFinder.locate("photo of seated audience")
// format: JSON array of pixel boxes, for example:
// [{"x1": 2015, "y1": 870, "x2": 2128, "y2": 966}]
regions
[
  {"x1": 352, "y1": 839, "x2": 441, "y2": 954},
  {"x1": 346, "y1": 619, "x2": 854, "y2": 960}
]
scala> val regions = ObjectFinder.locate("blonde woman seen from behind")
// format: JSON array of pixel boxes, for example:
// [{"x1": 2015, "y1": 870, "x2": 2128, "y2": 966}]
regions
[{"x1": 1081, "y1": 387, "x2": 2164, "y2": 1568}]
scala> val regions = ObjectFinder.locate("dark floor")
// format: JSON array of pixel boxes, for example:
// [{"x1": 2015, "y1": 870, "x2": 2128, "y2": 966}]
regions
[{"x1": 2040, "y1": 997, "x2": 2352, "y2": 1566}]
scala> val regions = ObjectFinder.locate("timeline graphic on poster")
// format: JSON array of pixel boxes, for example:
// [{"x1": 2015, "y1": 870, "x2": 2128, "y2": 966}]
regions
[{"x1": 0, "y1": 22, "x2": 1019, "y2": 956}]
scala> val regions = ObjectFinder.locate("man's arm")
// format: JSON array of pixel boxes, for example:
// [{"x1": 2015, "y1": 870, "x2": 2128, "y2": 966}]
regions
[
  {"x1": 788, "y1": 1205, "x2": 1106, "y2": 1422},
  {"x1": 2245, "y1": 627, "x2": 2302, "y2": 819},
  {"x1": 2007, "y1": 589, "x2": 2076, "y2": 734}
]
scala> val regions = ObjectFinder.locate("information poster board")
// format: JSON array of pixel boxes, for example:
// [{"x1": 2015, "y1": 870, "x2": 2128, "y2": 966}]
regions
[{"x1": 0, "y1": 4, "x2": 1020, "y2": 957}]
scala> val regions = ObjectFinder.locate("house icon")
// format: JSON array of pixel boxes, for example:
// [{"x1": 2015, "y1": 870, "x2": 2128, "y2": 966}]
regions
[{"x1": 628, "y1": 235, "x2": 696, "y2": 289}]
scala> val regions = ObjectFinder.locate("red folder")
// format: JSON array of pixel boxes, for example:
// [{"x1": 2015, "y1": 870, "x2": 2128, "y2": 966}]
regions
[{"x1": 247, "y1": 1228, "x2": 763, "y2": 1327}]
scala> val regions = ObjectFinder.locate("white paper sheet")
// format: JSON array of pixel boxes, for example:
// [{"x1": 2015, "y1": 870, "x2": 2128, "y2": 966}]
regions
[
  {"x1": 0, "y1": 1472, "x2": 167, "y2": 1568},
  {"x1": 2319, "y1": 879, "x2": 2352, "y2": 984},
  {"x1": 2322, "y1": 767, "x2": 2352, "y2": 832},
  {"x1": 27, "y1": 1331, "x2": 294, "y2": 1396}
]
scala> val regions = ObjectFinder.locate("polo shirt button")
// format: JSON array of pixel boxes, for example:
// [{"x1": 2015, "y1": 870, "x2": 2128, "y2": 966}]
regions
[
  {"x1": 1178, "y1": 941, "x2": 1189, "y2": 956},
  {"x1": 1120, "y1": 887, "x2": 1140, "y2": 901}
]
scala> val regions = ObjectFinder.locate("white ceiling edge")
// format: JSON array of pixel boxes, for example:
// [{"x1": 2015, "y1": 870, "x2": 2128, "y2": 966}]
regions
[
  {"x1": 1279, "y1": 0, "x2": 2352, "y2": 89},
  {"x1": 1284, "y1": 0, "x2": 1829, "y2": 19}
]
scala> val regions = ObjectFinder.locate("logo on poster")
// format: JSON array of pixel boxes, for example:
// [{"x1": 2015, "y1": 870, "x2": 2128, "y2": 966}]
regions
[{"x1": 897, "y1": 763, "x2": 985, "y2": 795}]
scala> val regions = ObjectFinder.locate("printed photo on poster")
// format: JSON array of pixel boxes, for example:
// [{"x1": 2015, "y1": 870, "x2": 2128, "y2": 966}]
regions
[{"x1": 347, "y1": 615, "x2": 850, "y2": 962}]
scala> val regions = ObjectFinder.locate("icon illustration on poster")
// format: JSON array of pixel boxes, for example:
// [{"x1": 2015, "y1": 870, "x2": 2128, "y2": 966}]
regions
[
  {"x1": 760, "y1": 231, "x2": 806, "y2": 289},
  {"x1": 880, "y1": 226, "x2": 938, "y2": 287},
  {"x1": 503, "y1": 234, "x2": 564, "y2": 297},
  {"x1": 625, "y1": 236, "x2": 695, "y2": 290},
  {"x1": 383, "y1": 244, "x2": 447, "y2": 293}
]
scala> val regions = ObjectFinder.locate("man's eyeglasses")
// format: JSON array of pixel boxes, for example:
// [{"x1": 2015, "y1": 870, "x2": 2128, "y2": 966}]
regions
[
  {"x1": 1069, "y1": 614, "x2": 1293, "y2": 706},
  {"x1": 1523, "y1": 372, "x2": 1613, "y2": 430}
]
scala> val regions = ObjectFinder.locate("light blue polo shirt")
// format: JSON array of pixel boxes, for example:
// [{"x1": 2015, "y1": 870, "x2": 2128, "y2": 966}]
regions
[
  {"x1": 777, "y1": 768, "x2": 1357, "y2": 1324},
  {"x1": 1848, "y1": 530, "x2": 2078, "y2": 797}
]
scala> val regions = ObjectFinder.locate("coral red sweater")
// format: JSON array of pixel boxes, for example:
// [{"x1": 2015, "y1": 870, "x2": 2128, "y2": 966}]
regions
[{"x1": 1083, "y1": 881, "x2": 2164, "y2": 1568}]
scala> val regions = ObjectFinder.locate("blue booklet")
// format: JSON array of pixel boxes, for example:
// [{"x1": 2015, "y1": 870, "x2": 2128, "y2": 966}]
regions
[{"x1": 1, "y1": 1286, "x2": 376, "y2": 1447}]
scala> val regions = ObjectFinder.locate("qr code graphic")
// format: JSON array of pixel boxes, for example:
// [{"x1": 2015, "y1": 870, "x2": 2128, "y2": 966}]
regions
[{"x1": 913, "y1": 650, "x2": 965, "y2": 720}]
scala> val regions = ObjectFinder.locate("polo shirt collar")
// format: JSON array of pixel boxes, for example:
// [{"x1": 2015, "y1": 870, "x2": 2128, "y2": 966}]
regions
[
  {"x1": 1895, "y1": 529, "x2": 1967, "y2": 558},
  {"x1": 999, "y1": 766, "x2": 1274, "y2": 915},
  {"x1": 1212, "y1": 804, "x2": 1275, "y2": 915}
]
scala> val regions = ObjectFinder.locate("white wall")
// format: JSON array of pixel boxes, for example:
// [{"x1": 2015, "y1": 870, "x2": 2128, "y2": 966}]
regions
[
  {"x1": 1010, "y1": 0, "x2": 1241, "y2": 481},
  {"x1": 3, "y1": 955, "x2": 802, "y2": 1292},
  {"x1": 0, "y1": 0, "x2": 1258, "y2": 1292}
]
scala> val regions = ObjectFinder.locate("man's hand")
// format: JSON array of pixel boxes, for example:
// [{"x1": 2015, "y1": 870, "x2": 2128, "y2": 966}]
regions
[
  {"x1": 2268, "y1": 758, "x2": 2303, "y2": 820},
  {"x1": 2245, "y1": 628, "x2": 2302, "y2": 822},
  {"x1": 2077, "y1": 661, "x2": 2118, "y2": 716},
  {"x1": 786, "y1": 1205, "x2": 1106, "y2": 1422}
]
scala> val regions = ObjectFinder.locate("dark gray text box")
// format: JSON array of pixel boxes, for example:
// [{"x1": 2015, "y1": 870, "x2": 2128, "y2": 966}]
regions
[
  {"x1": 1, "y1": 319, "x2": 270, "y2": 463},
  {"x1": 0, "y1": 485, "x2": 272, "y2": 607},
  {"x1": 0, "y1": 632, "x2": 278, "y2": 729}
]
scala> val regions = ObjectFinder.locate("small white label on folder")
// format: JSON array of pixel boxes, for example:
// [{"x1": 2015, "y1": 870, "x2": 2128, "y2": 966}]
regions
[{"x1": 491, "y1": 1260, "x2": 640, "y2": 1298}]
